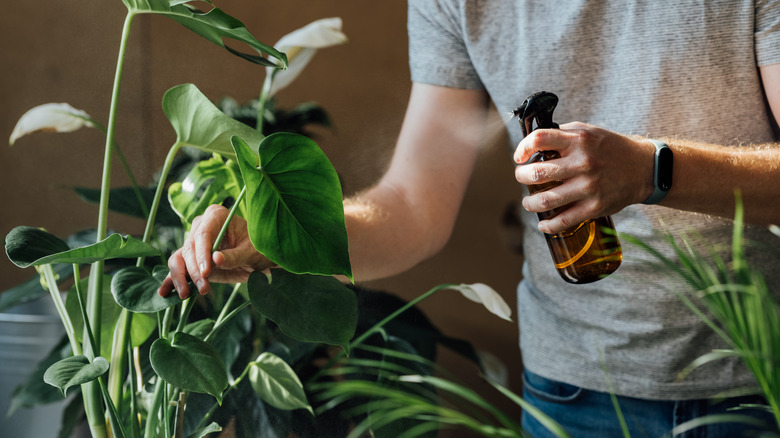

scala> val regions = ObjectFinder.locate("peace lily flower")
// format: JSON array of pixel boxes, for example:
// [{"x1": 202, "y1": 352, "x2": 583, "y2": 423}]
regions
[
  {"x1": 451, "y1": 283, "x2": 513, "y2": 322},
  {"x1": 265, "y1": 17, "x2": 348, "y2": 97},
  {"x1": 9, "y1": 102, "x2": 95, "y2": 146}
]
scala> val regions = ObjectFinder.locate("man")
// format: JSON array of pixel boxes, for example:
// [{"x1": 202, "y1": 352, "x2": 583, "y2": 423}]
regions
[{"x1": 160, "y1": 1, "x2": 780, "y2": 436}]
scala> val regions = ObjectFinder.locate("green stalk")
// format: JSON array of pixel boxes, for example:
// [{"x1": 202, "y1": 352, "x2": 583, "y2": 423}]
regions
[
  {"x1": 40, "y1": 265, "x2": 81, "y2": 355},
  {"x1": 256, "y1": 71, "x2": 275, "y2": 133},
  {"x1": 86, "y1": 117, "x2": 149, "y2": 219},
  {"x1": 212, "y1": 186, "x2": 246, "y2": 252},
  {"x1": 81, "y1": 12, "x2": 136, "y2": 438},
  {"x1": 106, "y1": 142, "x2": 183, "y2": 409}
]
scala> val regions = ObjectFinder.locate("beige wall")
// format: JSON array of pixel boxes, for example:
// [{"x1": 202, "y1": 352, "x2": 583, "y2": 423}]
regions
[{"x1": 1, "y1": 0, "x2": 526, "y2": 422}]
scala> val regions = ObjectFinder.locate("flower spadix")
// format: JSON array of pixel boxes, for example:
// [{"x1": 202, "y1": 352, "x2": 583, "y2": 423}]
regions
[
  {"x1": 451, "y1": 283, "x2": 513, "y2": 322},
  {"x1": 10, "y1": 103, "x2": 95, "y2": 146},
  {"x1": 267, "y1": 17, "x2": 348, "y2": 96}
]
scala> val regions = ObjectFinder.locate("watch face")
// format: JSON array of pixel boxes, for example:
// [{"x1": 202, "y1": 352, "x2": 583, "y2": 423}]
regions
[{"x1": 658, "y1": 147, "x2": 674, "y2": 191}]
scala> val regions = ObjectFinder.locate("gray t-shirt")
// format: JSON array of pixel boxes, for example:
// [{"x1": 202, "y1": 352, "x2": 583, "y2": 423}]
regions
[{"x1": 408, "y1": 0, "x2": 780, "y2": 400}]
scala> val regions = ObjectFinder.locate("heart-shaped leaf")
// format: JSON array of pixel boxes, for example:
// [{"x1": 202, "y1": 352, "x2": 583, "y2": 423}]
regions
[
  {"x1": 249, "y1": 352, "x2": 312, "y2": 414},
  {"x1": 111, "y1": 266, "x2": 183, "y2": 313},
  {"x1": 232, "y1": 134, "x2": 352, "y2": 278},
  {"x1": 6, "y1": 226, "x2": 160, "y2": 268},
  {"x1": 163, "y1": 84, "x2": 265, "y2": 157},
  {"x1": 43, "y1": 355, "x2": 109, "y2": 397},
  {"x1": 247, "y1": 270, "x2": 357, "y2": 352},
  {"x1": 168, "y1": 157, "x2": 245, "y2": 229},
  {"x1": 121, "y1": 0, "x2": 286, "y2": 67},
  {"x1": 150, "y1": 332, "x2": 228, "y2": 403}
]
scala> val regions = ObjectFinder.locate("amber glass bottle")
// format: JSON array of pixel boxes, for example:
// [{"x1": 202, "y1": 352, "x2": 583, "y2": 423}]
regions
[{"x1": 515, "y1": 92, "x2": 622, "y2": 284}]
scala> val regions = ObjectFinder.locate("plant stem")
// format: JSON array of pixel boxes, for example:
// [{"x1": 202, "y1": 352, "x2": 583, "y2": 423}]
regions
[
  {"x1": 256, "y1": 71, "x2": 275, "y2": 133},
  {"x1": 138, "y1": 142, "x2": 183, "y2": 266},
  {"x1": 41, "y1": 265, "x2": 81, "y2": 355},
  {"x1": 81, "y1": 11, "x2": 136, "y2": 438},
  {"x1": 212, "y1": 186, "x2": 246, "y2": 252},
  {"x1": 205, "y1": 301, "x2": 251, "y2": 344}
]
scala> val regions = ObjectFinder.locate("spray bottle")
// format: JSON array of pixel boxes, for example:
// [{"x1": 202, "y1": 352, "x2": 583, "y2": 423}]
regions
[{"x1": 514, "y1": 91, "x2": 622, "y2": 283}]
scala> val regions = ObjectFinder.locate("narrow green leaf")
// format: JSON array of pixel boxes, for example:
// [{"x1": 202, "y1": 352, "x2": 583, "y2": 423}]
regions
[
  {"x1": 247, "y1": 270, "x2": 357, "y2": 352},
  {"x1": 122, "y1": 0, "x2": 286, "y2": 67},
  {"x1": 249, "y1": 352, "x2": 313, "y2": 414},
  {"x1": 5, "y1": 226, "x2": 159, "y2": 268},
  {"x1": 150, "y1": 332, "x2": 228, "y2": 403},
  {"x1": 111, "y1": 266, "x2": 182, "y2": 313},
  {"x1": 233, "y1": 134, "x2": 352, "y2": 278},
  {"x1": 43, "y1": 356, "x2": 109, "y2": 397}
]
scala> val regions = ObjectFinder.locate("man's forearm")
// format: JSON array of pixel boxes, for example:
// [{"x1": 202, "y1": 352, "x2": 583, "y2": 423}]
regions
[{"x1": 660, "y1": 139, "x2": 780, "y2": 225}]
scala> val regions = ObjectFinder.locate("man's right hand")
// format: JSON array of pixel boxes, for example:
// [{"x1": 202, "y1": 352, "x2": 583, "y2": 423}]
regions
[{"x1": 158, "y1": 204, "x2": 274, "y2": 299}]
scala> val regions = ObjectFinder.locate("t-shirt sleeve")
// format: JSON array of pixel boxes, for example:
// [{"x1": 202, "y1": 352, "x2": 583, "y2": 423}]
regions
[
  {"x1": 407, "y1": 0, "x2": 484, "y2": 90},
  {"x1": 756, "y1": 0, "x2": 780, "y2": 66}
]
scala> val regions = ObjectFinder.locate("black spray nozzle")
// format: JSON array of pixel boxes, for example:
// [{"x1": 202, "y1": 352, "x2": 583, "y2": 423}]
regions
[{"x1": 513, "y1": 91, "x2": 559, "y2": 137}]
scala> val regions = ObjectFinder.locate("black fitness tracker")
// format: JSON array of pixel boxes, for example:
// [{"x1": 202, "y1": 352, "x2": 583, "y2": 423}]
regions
[{"x1": 642, "y1": 139, "x2": 673, "y2": 205}]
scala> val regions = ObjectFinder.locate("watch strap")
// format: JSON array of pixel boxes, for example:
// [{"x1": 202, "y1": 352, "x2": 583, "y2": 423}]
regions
[{"x1": 642, "y1": 140, "x2": 673, "y2": 205}]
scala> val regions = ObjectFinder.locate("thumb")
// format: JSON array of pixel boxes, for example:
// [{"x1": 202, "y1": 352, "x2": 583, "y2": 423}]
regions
[{"x1": 212, "y1": 248, "x2": 246, "y2": 270}]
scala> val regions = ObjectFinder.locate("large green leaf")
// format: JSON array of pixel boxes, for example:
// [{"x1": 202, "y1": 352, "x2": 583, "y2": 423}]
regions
[
  {"x1": 111, "y1": 266, "x2": 183, "y2": 313},
  {"x1": 43, "y1": 355, "x2": 109, "y2": 397},
  {"x1": 247, "y1": 270, "x2": 357, "y2": 352},
  {"x1": 5, "y1": 226, "x2": 160, "y2": 268},
  {"x1": 249, "y1": 352, "x2": 312, "y2": 414},
  {"x1": 168, "y1": 157, "x2": 245, "y2": 229},
  {"x1": 150, "y1": 332, "x2": 228, "y2": 403},
  {"x1": 163, "y1": 84, "x2": 265, "y2": 157},
  {"x1": 232, "y1": 134, "x2": 352, "y2": 278},
  {"x1": 121, "y1": 0, "x2": 286, "y2": 67}
]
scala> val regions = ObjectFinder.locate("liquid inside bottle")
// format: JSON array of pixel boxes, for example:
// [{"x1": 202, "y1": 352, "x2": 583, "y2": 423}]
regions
[{"x1": 526, "y1": 150, "x2": 622, "y2": 284}]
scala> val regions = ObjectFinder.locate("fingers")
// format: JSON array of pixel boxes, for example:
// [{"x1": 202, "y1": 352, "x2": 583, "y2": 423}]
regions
[{"x1": 513, "y1": 124, "x2": 585, "y2": 165}]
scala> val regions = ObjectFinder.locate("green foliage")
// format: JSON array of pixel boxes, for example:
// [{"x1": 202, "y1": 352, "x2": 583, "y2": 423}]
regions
[
  {"x1": 233, "y1": 134, "x2": 352, "y2": 278},
  {"x1": 150, "y1": 332, "x2": 228, "y2": 403},
  {"x1": 6, "y1": 227, "x2": 160, "y2": 269},
  {"x1": 43, "y1": 356, "x2": 109, "y2": 397},
  {"x1": 120, "y1": 0, "x2": 286, "y2": 68},
  {"x1": 248, "y1": 352, "x2": 313, "y2": 414},
  {"x1": 624, "y1": 195, "x2": 780, "y2": 433},
  {"x1": 247, "y1": 270, "x2": 357, "y2": 352}
]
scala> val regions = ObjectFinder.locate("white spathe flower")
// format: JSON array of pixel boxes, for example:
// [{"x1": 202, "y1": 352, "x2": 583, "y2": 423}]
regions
[
  {"x1": 266, "y1": 17, "x2": 348, "y2": 97},
  {"x1": 9, "y1": 103, "x2": 95, "y2": 146},
  {"x1": 451, "y1": 283, "x2": 513, "y2": 322}
]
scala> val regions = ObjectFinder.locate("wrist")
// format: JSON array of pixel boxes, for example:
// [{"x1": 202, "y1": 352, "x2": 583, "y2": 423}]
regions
[{"x1": 641, "y1": 139, "x2": 674, "y2": 205}]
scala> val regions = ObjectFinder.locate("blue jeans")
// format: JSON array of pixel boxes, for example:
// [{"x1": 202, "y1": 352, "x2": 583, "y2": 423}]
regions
[{"x1": 521, "y1": 370, "x2": 776, "y2": 438}]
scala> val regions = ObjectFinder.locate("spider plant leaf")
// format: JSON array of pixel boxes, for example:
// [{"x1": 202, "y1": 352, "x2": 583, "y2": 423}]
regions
[
  {"x1": 5, "y1": 226, "x2": 159, "y2": 268},
  {"x1": 121, "y1": 0, "x2": 286, "y2": 68},
  {"x1": 232, "y1": 134, "x2": 352, "y2": 279}
]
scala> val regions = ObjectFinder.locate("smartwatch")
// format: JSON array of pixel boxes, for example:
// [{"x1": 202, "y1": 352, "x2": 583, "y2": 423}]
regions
[{"x1": 642, "y1": 140, "x2": 673, "y2": 205}]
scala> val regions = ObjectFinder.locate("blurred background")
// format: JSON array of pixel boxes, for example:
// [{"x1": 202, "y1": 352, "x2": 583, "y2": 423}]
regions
[{"x1": 1, "y1": 0, "x2": 526, "y2": 431}]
